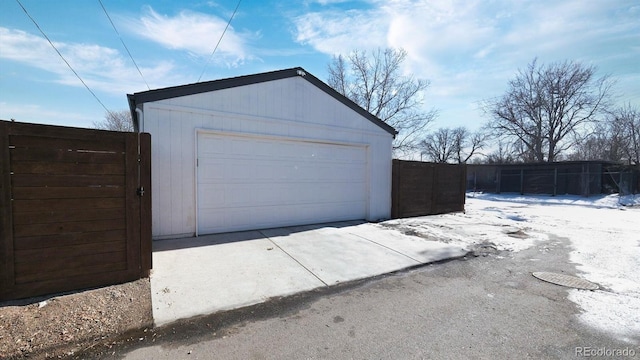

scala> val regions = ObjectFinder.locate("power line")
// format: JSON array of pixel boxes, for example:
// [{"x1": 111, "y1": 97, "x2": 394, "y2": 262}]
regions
[
  {"x1": 15, "y1": 0, "x2": 111, "y2": 114},
  {"x1": 197, "y1": 0, "x2": 242, "y2": 82},
  {"x1": 98, "y1": 0, "x2": 150, "y2": 90}
]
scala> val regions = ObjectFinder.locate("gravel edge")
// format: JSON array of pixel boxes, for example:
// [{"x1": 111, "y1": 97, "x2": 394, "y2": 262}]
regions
[{"x1": 0, "y1": 278, "x2": 153, "y2": 359}]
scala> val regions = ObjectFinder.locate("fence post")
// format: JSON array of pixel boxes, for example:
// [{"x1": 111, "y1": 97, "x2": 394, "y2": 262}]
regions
[
  {"x1": 139, "y1": 133, "x2": 152, "y2": 276},
  {"x1": 430, "y1": 164, "x2": 437, "y2": 214},
  {"x1": 473, "y1": 170, "x2": 477, "y2": 193},
  {"x1": 391, "y1": 159, "x2": 402, "y2": 219},
  {"x1": 619, "y1": 170, "x2": 624, "y2": 195},
  {"x1": 0, "y1": 121, "x2": 15, "y2": 300},
  {"x1": 586, "y1": 164, "x2": 591, "y2": 197},
  {"x1": 462, "y1": 164, "x2": 468, "y2": 210}
]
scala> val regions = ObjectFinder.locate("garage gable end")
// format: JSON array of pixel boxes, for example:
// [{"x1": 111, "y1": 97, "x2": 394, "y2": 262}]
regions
[{"x1": 128, "y1": 67, "x2": 397, "y2": 137}]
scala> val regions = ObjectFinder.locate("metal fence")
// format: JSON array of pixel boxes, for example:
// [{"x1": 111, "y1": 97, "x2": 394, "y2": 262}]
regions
[{"x1": 467, "y1": 162, "x2": 639, "y2": 196}]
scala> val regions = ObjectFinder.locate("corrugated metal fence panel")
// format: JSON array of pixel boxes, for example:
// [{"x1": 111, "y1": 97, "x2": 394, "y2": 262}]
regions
[
  {"x1": 392, "y1": 160, "x2": 466, "y2": 219},
  {"x1": 0, "y1": 121, "x2": 151, "y2": 301}
]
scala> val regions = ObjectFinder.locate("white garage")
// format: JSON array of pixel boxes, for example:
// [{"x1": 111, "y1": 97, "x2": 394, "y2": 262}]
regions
[{"x1": 128, "y1": 68, "x2": 396, "y2": 239}]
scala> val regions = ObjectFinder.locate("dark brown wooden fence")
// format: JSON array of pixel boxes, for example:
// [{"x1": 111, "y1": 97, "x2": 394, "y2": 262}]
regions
[
  {"x1": 466, "y1": 162, "x2": 639, "y2": 196},
  {"x1": 0, "y1": 121, "x2": 151, "y2": 301},
  {"x1": 391, "y1": 160, "x2": 466, "y2": 218}
]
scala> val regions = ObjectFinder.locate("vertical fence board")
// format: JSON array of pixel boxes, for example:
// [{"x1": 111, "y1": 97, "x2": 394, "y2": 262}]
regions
[
  {"x1": 139, "y1": 133, "x2": 152, "y2": 276},
  {"x1": 124, "y1": 134, "x2": 141, "y2": 278},
  {"x1": 0, "y1": 122, "x2": 15, "y2": 299},
  {"x1": 430, "y1": 164, "x2": 438, "y2": 214}
]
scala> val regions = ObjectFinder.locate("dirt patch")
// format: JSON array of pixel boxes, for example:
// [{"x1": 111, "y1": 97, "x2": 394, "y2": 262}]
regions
[
  {"x1": 0, "y1": 278, "x2": 152, "y2": 359},
  {"x1": 378, "y1": 223, "x2": 443, "y2": 242},
  {"x1": 505, "y1": 229, "x2": 529, "y2": 238},
  {"x1": 469, "y1": 242, "x2": 500, "y2": 257}
]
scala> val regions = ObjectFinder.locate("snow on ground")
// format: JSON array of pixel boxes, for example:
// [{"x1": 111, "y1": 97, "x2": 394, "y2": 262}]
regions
[
  {"x1": 381, "y1": 198, "x2": 546, "y2": 252},
  {"x1": 381, "y1": 193, "x2": 640, "y2": 344}
]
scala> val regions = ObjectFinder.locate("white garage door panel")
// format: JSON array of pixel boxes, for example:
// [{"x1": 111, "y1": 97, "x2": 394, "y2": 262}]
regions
[
  {"x1": 200, "y1": 183, "x2": 366, "y2": 208},
  {"x1": 197, "y1": 132, "x2": 367, "y2": 234}
]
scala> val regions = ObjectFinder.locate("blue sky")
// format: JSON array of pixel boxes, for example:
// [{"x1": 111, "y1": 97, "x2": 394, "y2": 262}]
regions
[{"x1": 1, "y1": 0, "x2": 638, "y2": 131}]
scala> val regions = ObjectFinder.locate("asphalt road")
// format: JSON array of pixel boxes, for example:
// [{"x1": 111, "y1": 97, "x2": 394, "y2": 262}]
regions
[{"x1": 78, "y1": 234, "x2": 638, "y2": 360}]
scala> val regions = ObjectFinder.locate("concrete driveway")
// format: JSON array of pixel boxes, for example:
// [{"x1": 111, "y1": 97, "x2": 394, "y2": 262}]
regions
[{"x1": 150, "y1": 221, "x2": 467, "y2": 326}]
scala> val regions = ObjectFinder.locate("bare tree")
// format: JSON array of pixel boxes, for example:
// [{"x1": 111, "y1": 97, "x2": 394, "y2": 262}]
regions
[
  {"x1": 568, "y1": 122, "x2": 625, "y2": 162},
  {"x1": 454, "y1": 128, "x2": 487, "y2": 163},
  {"x1": 615, "y1": 103, "x2": 640, "y2": 165},
  {"x1": 567, "y1": 133, "x2": 609, "y2": 161},
  {"x1": 327, "y1": 48, "x2": 437, "y2": 156},
  {"x1": 421, "y1": 128, "x2": 457, "y2": 163},
  {"x1": 484, "y1": 59, "x2": 612, "y2": 162},
  {"x1": 569, "y1": 104, "x2": 639, "y2": 165},
  {"x1": 484, "y1": 140, "x2": 519, "y2": 164},
  {"x1": 421, "y1": 127, "x2": 486, "y2": 163},
  {"x1": 93, "y1": 110, "x2": 134, "y2": 132}
]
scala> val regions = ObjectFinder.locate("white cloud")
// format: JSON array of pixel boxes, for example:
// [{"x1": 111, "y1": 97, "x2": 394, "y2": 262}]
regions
[
  {"x1": 292, "y1": 0, "x2": 507, "y2": 80},
  {"x1": 291, "y1": 0, "x2": 639, "y2": 74},
  {"x1": 290, "y1": 0, "x2": 639, "y2": 128},
  {"x1": 125, "y1": 7, "x2": 255, "y2": 67},
  {"x1": 295, "y1": 9, "x2": 388, "y2": 55},
  {"x1": 0, "y1": 27, "x2": 176, "y2": 95}
]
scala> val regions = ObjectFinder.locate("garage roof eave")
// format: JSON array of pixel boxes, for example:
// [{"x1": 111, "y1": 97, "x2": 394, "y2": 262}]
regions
[
  {"x1": 127, "y1": 94, "x2": 139, "y2": 132},
  {"x1": 126, "y1": 67, "x2": 397, "y2": 137}
]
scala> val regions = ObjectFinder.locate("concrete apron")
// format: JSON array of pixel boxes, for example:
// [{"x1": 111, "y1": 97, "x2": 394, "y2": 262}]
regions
[{"x1": 150, "y1": 221, "x2": 467, "y2": 327}]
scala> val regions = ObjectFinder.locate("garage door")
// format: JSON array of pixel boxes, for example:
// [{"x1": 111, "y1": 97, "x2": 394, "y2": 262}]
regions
[{"x1": 197, "y1": 131, "x2": 368, "y2": 235}]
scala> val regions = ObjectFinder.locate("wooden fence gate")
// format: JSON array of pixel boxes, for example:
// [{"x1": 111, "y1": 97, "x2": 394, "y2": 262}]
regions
[
  {"x1": 392, "y1": 160, "x2": 466, "y2": 218},
  {"x1": 0, "y1": 121, "x2": 151, "y2": 301}
]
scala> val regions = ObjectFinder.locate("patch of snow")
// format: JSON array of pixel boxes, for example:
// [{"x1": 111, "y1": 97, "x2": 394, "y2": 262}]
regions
[
  {"x1": 568, "y1": 290, "x2": 640, "y2": 344},
  {"x1": 381, "y1": 197, "x2": 545, "y2": 252},
  {"x1": 391, "y1": 192, "x2": 640, "y2": 344},
  {"x1": 619, "y1": 194, "x2": 640, "y2": 207},
  {"x1": 468, "y1": 192, "x2": 640, "y2": 209},
  {"x1": 470, "y1": 192, "x2": 640, "y2": 344}
]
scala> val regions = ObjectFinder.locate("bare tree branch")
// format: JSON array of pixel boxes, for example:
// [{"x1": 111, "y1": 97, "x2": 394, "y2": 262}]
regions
[
  {"x1": 327, "y1": 48, "x2": 436, "y2": 157},
  {"x1": 421, "y1": 127, "x2": 487, "y2": 163},
  {"x1": 93, "y1": 110, "x2": 134, "y2": 132},
  {"x1": 571, "y1": 103, "x2": 640, "y2": 165}
]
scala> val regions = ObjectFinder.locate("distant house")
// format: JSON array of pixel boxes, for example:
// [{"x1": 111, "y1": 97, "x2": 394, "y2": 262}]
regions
[
  {"x1": 128, "y1": 67, "x2": 397, "y2": 240},
  {"x1": 467, "y1": 161, "x2": 639, "y2": 196}
]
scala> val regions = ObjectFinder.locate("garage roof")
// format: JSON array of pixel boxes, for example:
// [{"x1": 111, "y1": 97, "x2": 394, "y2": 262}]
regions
[{"x1": 127, "y1": 67, "x2": 397, "y2": 136}]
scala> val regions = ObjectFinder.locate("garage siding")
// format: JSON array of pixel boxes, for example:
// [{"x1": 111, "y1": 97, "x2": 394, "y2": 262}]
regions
[{"x1": 143, "y1": 77, "x2": 393, "y2": 239}]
